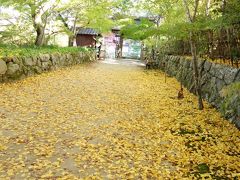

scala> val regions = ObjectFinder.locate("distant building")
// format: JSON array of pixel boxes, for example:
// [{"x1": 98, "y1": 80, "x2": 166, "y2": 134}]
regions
[
  {"x1": 103, "y1": 27, "x2": 122, "y2": 58},
  {"x1": 103, "y1": 26, "x2": 142, "y2": 59},
  {"x1": 76, "y1": 28, "x2": 100, "y2": 47},
  {"x1": 75, "y1": 26, "x2": 142, "y2": 59}
]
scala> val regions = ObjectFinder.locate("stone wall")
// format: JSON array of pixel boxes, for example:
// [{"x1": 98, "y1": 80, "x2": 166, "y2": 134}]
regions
[
  {"x1": 0, "y1": 51, "x2": 96, "y2": 82},
  {"x1": 156, "y1": 56, "x2": 240, "y2": 128}
]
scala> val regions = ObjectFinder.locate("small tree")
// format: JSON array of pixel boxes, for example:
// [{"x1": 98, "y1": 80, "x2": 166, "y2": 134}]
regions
[
  {"x1": 136, "y1": 0, "x2": 206, "y2": 109},
  {"x1": 57, "y1": 0, "x2": 115, "y2": 47},
  {"x1": 0, "y1": 0, "x2": 60, "y2": 46},
  {"x1": 182, "y1": 0, "x2": 204, "y2": 110}
]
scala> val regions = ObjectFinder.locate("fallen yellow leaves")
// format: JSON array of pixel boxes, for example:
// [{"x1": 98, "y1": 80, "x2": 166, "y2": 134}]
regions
[
  {"x1": 0, "y1": 144, "x2": 7, "y2": 151},
  {"x1": 0, "y1": 61, "x2": 239, "y2": 179}
]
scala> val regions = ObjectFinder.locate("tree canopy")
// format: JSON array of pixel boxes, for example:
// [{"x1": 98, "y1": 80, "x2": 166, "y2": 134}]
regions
[
  {"x1": 0, "y1": 0, "x2": 118, "y2": 46},
  {"x1": 0, "y1": 0, "x2": 239, "y2": 61}
]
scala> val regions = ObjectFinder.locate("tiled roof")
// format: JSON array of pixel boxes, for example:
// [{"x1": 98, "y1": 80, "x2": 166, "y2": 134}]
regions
[{"x1": 77, "y1": 28, "x2": 99, "y2": 35}]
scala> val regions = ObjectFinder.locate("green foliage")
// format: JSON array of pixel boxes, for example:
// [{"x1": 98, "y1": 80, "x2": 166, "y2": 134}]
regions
[
  {"x1": 221, "y1": 0, "x2": 240, "y2": 26},
  {"x1": 85, "y1": 0, "x2": 115, "y2": 33},
  {"x1": 221, "y1": 82, "x2": 240, "y2": 99},
  {"x1": 0, "y1": 0, "x2": 239, "y2": 52},
  {"x1": 58, "y1": 0, "x2": 116, "y2": 36},
  {"x1": 220, "y1": 82, "x2": 240, "y2": 119},
  {"x1": 0, "y1": 44, "x2": 89, "y2": 58},
  {"x1": 0, "y1": 14, "x2": 35, "y2": 45},
  {"x1": 121, "y1": 18, "x2": 155, "y2": 40},
  {"x1": 0, "y1": 0, "x2": 61, "y2": 46},
  {"x1": 136, "y1": 0, "x2": 240, "y2": 62}
]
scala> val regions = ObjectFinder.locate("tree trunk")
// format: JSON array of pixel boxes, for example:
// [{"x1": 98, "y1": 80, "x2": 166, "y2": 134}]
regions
[
  {"x1": 189, "y1": 32, "x2": 204, "y2": 110},
  {"x1": 226, "y1": 28, "x2": 234, "y2": 66},
  {"x1": 68, "y1": 17, "x2": 78, "y2": 47},
  {"x1": 207, "y1": 30, "x2": 214, "y2": 59},
  {"x1": 183, "y1": 0, "x2": 204, "y2": 110},
  {"x1": 31, "y1": 11, "x2": 45, "y2": 46},
  {"x1": 35, "y1": 25, "x2": 45, "y2": 46},
  {"x1": 58, "y1": 13, "x2": 77, "y2": 47},
  {"x1": 68, "y1": 35, "x2": 75, "y2": 47}
]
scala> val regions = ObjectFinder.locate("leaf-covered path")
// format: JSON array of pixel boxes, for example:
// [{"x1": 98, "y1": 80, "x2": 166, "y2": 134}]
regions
[{"x1": 0, "y1": 59, "x2": 239, "y2": 179}]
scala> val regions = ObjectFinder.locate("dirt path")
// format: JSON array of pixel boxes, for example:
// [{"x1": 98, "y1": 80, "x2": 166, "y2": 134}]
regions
[{"x1": 0, "y1": 59, "x2": 239, "y2": 179}]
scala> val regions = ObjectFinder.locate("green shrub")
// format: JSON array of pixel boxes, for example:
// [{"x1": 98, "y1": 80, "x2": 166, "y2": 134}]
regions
[
  {"x1": 220, "y1": 82, "x2": 240, "y2": 120},
  {"x1": 0, "y1": 44, "x2": 91, "y2": 59}
]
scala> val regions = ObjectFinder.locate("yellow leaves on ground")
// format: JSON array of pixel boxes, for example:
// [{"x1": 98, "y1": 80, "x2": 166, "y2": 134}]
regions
[{"x1": 0, "y1": 61, "x2": 239, "y2": 179}]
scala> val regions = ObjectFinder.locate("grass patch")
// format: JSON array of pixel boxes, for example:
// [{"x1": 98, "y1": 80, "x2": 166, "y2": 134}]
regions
[
  {"x1": 0, "y1": 44, "x2": 92, "y2": 58},
  {"x1": 197, "y1": 163, "x2": 210, "y2": 174}
]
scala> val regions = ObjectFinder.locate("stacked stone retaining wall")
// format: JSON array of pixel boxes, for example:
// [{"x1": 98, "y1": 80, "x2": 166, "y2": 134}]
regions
[
  {"x1": 157, "y1": 56, "x2": 240, "y2": 128},
  {"x1": 0, "y1": 51, "x2": 96, "y2": 82}
]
